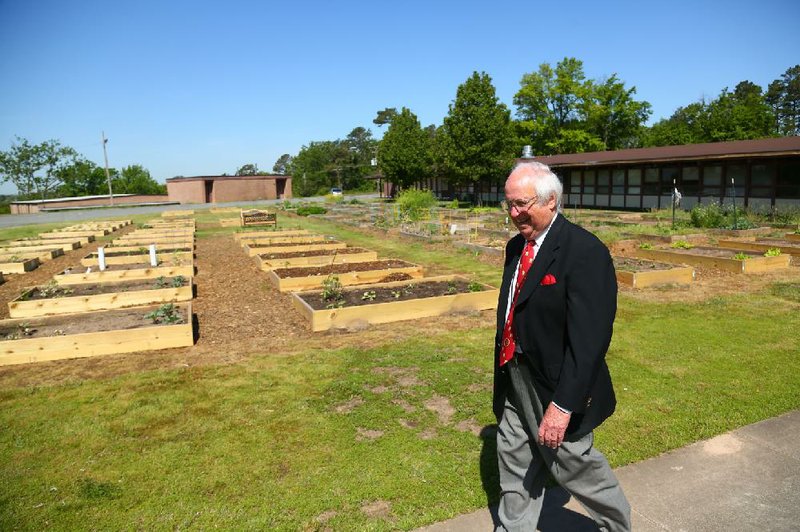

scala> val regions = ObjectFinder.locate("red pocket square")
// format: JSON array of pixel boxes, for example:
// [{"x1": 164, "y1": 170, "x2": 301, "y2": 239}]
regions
[{"x1": 540, "y1": 274, "x2": 557, "y2": 285}]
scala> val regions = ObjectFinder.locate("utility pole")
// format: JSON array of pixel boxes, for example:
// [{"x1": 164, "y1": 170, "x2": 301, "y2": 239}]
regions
[{"x1": 102, "y1": 131, "x2": 114, "y2": 206}]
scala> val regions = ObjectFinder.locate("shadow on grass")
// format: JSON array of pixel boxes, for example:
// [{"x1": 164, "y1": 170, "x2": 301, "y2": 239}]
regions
[{"x1": 479, "y1": 424, "x2": 598, "y2": 531}]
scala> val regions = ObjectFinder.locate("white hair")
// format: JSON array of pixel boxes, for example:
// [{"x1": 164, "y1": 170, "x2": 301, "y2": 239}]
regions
[{"x1": 510, "y1": 160, "x2": 563, "y2": 209}]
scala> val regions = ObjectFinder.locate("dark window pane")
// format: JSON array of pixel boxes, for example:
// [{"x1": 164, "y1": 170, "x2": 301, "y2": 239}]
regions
[
  {"x1": 598, "y1": 170, "x2": 610, "y2": 186},
  {"x1": 751, "y1": 164, "x2": 774, "y2": 186},
  {"x1": 584, "y1": 170, "x2": 596, "y2": 185},
  {"x1": 644, "y1": 168, "x2": 659, "y2": 183},
  {"x1": 704, "y1": 166, "x2": 722, "y2": 186},
  {"x1": 628, "y1": 168, "x2": 642, "y2": 186}
]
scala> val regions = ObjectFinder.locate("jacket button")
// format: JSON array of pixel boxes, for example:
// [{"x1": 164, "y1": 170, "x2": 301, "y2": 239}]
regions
[{"x1": 586, "y1": 397, "x2": 592, "y2": 407}]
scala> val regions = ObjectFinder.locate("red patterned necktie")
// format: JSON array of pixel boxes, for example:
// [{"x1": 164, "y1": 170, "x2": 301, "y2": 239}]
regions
[{"x1": 499, "y1": 240, "x2": 535, "y2": 366}]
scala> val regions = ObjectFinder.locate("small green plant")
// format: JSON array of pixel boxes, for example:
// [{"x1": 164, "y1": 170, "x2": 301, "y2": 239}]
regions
[
  {"x1": 390, "y1": 290, "x2": 402, "y2": 299},
  {"x1": 138, "y1": 247, "x2": 148, "y2": 254},
  {"x1": 37, "y1": 280, "x2": 73, "y2": 299},
  {"x1": 361, "y1": 290, "x2": 377, "y2": 301},
  {"x1": 321, "y1": 275, "x2": 345, "y2": 308},
  {"x1": 171, "y1": 275, "x2": 186, "y2": 287},
  {"x1": 397, "y1": 189, "x2": 437, "y2": 222},
  {"x1": 467, "y1": 281, "x2": 484, "y2": 292},
  {"x1": 5, "y1": 322, "x2": 36, "y2": 340},
  {"x1": 763, "y1": 248, "x2": 782, "y2": 257},
  {"x1": 638, "y1": 242, "x2": 654, "y2": 250},
  {"x1": 671, "y1": 240, "x2": 693, "y2": 249},
  {"x1": 154, "y1": 276, "x2": 169, "y2": 288},
  {"x1": 144, "y1": 303, "x2": 183, "y2": 324},
  {"x1": 296, "y1": 205, "x2": 327, "y2": 217},
  {"x1": 733, "y1": 252, "x2": 751, "y2": 260},
  {"x1": 445, "y1": 281, "x2": 458, "y2": 295}
]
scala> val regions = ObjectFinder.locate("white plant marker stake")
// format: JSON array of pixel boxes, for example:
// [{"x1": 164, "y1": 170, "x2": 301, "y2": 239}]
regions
[
  {"x1": 149, "y1": 244, "x2": 158, "y2": 266},
  {"x1": 98, "y1": 247, "x2": 106, "y2": 271}
]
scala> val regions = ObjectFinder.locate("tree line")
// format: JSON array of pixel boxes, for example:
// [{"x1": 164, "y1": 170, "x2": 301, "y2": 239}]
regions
[
  {"x1": 0, "y1": 136, "x2": 166, "y2": 200},
  {"x1": 285, "y1": 59, "x2": 799, "y2": 197}
]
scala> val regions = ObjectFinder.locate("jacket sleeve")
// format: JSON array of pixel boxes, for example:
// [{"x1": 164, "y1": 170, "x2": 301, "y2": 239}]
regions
[{"x1": 552, "y1": 241, "x2": 617, "y2": 412}]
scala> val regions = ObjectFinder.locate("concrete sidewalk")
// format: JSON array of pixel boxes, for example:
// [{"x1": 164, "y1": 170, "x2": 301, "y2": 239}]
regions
[{"x1": 416, "y1": 409, "x2": 799, "y2": 531}]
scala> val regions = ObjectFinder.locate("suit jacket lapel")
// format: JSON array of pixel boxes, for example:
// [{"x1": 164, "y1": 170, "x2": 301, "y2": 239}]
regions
[{"x1": 515, "y1": 213, "x2": 564, "y2": 307}]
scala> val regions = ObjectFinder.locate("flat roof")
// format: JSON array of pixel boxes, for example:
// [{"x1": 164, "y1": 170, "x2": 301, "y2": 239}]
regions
[
  {"x1": 12, "y1": 194, "x2": 134, "y2": 205},
  {"x1": 167, "y1": 175, "x2": 291, "y2": 182},
  {"x1": 525, "y1": 136, "x2": 800, "y2": 168}
]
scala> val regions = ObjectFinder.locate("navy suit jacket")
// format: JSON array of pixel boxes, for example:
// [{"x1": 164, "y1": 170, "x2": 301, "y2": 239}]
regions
[{"x1": 493, "y1": 213, "x2": 618, "y2": 439}]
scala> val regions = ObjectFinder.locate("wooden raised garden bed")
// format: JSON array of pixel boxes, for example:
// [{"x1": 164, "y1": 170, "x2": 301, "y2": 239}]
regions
[
  {"x1": 219, "y1": 218, "x2": 240, "y2": 227},
  {"x1": 233, "y1": 229, "x2": 310, "y2": 241},
  {"x1": 106, "y1": 243, "x2": 195, "y2": 253},
  {"x1": 0, "y1": 248, "x2": 63, "y2": 262},
  {"x1": 256, "y1": 247, "x2": 378, "y2": 271},
  {"x1": 54, "y1": 264, "x2": 194, "y2": 285},
  {"x1": 0, "y1": 302, "x2": 194, "y2": 366},
  {"x1": 717, "y1": 239, "x2": 800, "y2": 257},
  {"x1": 1, "y1": 241, "x2": 82, "y2": 252},
  {"x1": 783, "y1": 233, "x2": 800, "y2": 242},
  {"x1": 268, "y1": 259, "x2": 424, "y2": 292},
  {"x1": 291, "y1": 275, "x2": 498, "y2": 331},
  {"x1": 42, "y1": 229, "x2": 109, "y2": 238},
  {"x1": 243, "y1": 241, "x2": 346, "y2": 256},
  {"x1": 162, "y1": 210, "x2": 194, "y2": 218},
  {"x1": 632, "y1": 246, "x2": 791, "y2": 273},
  {"x1": 9, "y1": 276, "x2": 193, "y2": 318},
  {"x1": 241, "y1": 234, "x2": 326, "y2": 247},
  {"x1": 613, "y1": 257, "x2": 694, "y2": 288},
  {"x1": 13, "y1": 236, "x2": 92, "y2": 246},
  {"x1": 80, "y1": 249, "x2": 194, "y2": 267},
  {"x1": 0, "y1": 257, "x2": 39, "y2": 274}
]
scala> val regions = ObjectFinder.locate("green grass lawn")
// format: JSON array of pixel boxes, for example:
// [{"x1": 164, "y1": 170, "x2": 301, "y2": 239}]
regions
[{"x1": 1, "y1": 210, "x2": 799, "y2": 529}]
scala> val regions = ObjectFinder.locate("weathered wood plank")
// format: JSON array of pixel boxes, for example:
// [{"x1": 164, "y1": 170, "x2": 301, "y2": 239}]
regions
[
  {"x1": 54, "y1": 265, "x2": 194, "y2": 285},
  {"x1": 9, "y1": 283, "x2": 193, "y2": 318}
]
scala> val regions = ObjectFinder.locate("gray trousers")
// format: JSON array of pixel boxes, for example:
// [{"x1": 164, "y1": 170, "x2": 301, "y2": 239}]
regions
[{"x1": 496, "y1": 357, "x2": 631, "y2": 532}]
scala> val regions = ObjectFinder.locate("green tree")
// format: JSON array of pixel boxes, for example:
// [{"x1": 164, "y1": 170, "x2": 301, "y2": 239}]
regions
[
  {"x1": 272, "y1": 154, "x2": 293, "y2": 175},
  {"x1": 289, "y1": 141, "x2": 342, "y2": 196},
  {"x1": 582, "y1": 74, "x2": 652, "y2": 149},
  {"x1": 235, "y1": 163, "x2": 260, "y2": 176},
  {"x1": 378, "y1": 107, "x2": 431, "y2": 190},
  {"x1": 438, "y1": 71, "x2": 515, "y2": 196},
  {"x1": 56, "y1": 159, "x2": 112, "y2": 197},
  {"x1": 0, "y1": 136, "x2": 78, "y2": 199},
  {"x1": 704, "y1": 81, "x2": 774, "y2": 141},
  {"x1": 373, "y1": 107, "x2": 398, "y2": 128},
  {"x1": 111, "y1": 165, "x2": 166, "y2": 195},
  {"x1": 514, "y1": 57, "x2": 590, "y2": 153},
  {"x1": 642, "y1": 102, "x2": 708, "y2": 146},
  {"x1": 765, "y1": 65, "x2": 800, "y2": 136}
]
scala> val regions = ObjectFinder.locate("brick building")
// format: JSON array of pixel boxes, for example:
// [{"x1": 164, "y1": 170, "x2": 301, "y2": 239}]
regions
[{"x1": 166, "y1": 175, "x2": 292, "y2": 204}]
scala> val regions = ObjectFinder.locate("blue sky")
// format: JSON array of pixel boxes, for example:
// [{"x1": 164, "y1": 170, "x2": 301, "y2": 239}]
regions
[{"x1": 1, "y1": 0, "x2": 798, "y2": 194}]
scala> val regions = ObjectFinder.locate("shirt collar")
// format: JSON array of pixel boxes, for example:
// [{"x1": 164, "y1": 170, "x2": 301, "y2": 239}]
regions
[{"x1": 530, "y1": 211, "x2": 558, "y2": 249}]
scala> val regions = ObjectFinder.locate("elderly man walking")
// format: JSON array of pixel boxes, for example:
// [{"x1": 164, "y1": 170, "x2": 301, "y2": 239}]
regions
[{"x1": 493, "y1": 161, "x2": 631, "y2": 531}]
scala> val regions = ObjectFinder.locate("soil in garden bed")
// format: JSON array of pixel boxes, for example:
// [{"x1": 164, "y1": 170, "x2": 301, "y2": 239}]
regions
[
  {"x1": 0, "y1": 305, "x2": 188, "y2": 340},
  {"x1": 272, "y1": 259, "x2": 414, "y2": 278},
  {"x1": 663, "y1": 246, "x2": 757, "y2": 258},
  {"x1": 257, "y1": 247, "x2": 371, "y2": 260},
  {"x1": 247, "y1": 240, "x2": 332, "y2": 248},
  {"x1": 302, "y1": 279, "x2": 482, "y2": 310},
  {"x1": 99, "y1": 247, "x2": 192, "y2": 257},
  {"x1": 20, "y1": 276, "x2": 188, "y2": 299},
  {"x1": 613, "y1": 257, "x2": 675, "y2": 272}
]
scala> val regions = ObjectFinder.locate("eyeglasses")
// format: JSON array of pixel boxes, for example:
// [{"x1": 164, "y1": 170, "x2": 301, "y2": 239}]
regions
[{"x1": 501, "y1": 197, "x2": 537, "y2": 212}]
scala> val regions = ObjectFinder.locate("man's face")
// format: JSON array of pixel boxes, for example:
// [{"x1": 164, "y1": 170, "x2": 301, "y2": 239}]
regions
[{"x1": 504, "y1": 172, "x2": 556, "y2": 241}]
